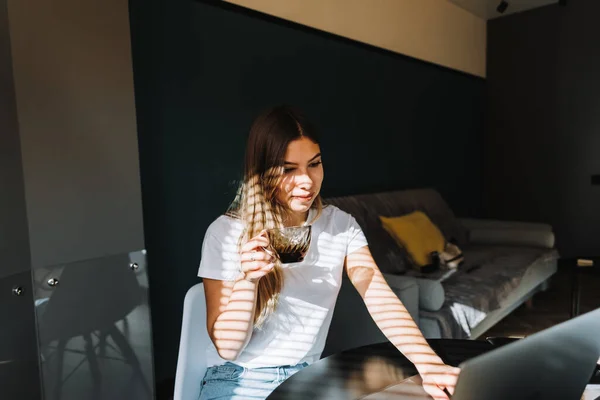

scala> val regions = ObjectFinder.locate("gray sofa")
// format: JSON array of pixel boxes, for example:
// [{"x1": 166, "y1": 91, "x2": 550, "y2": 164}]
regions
[{"x1": 322, "y1": 188, "x2": 558, "y2": 357}]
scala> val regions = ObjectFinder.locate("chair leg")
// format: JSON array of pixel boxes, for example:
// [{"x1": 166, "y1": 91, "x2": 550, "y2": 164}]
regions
[
  {"x1": 83, "y1": 333, "x2": 102, "y2": 400},
  {"x1": 53, "y1": 339, "x2": 67, "y2": 400},
  {"x1": 97, "y1": 330, "x2": 108, "y2": 359},
  {"x1": 108, "y1": 324, "x2": 152, "y2": 397},
  {"x1": 122, "y1": 316, "x2": 130, "y2": 338}
]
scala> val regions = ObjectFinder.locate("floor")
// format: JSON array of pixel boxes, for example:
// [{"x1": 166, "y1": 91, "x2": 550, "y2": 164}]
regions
[{"x1": 482, "y1": 264, "x2": 600, "y2": 338}]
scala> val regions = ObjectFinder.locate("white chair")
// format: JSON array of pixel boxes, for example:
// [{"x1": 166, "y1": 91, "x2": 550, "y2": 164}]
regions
[{"x1": 174, "y1": 283, "x2": 211, "y2": 400}]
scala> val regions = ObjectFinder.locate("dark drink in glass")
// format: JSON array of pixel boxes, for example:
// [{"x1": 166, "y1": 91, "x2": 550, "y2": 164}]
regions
[{"x1": 267, "y1": 225, "x2": 311, "y2": 264}]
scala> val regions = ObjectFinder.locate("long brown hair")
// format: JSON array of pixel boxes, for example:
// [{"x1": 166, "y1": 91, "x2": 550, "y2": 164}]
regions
[{"x1": 229, "y1": 105, "x2": 323, "y2": 327}]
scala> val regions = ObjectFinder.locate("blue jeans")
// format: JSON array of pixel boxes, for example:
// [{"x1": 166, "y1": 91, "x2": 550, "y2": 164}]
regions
[{"x1": 198, "y1": 361, "x2": 309, "y2": 400}]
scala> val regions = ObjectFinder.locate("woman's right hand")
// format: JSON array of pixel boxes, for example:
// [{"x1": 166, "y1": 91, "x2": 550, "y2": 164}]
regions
[{"x1": 239, "y1": 231, "x2": 275, "y2": 282}]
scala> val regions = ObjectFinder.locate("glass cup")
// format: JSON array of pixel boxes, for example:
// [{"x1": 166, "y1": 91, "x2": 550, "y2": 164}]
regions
[{"x1": 267, "y1": 225, "x2": 312, "y2": 264}]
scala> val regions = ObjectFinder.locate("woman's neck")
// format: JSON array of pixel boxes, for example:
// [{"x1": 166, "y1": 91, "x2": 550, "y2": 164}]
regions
[{"x1": 283, "y1": 210, "x2": 308, "y2": 227}]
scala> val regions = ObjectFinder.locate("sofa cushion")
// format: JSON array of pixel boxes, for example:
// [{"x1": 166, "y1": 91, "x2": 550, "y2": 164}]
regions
[
  {"x1": 360, "y1": 189, "x2": 467, "y2": 245},
  {"x1": 421, "y1": 245, "x2": 559, "y2": 338},
  {"x1": 325, "y1": 195, "x2": 410, "y2": 275},
  {"x1": 325, "y1": 188, "x2": 466, "y2": 275},
  {"x1": 380, "y1": 212, "x2": 445, "y2": 267},
  {"x1": 445, "y1": 245, "x2": 557, "y2": 310}
]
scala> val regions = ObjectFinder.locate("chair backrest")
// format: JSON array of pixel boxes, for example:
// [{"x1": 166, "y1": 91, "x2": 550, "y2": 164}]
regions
[{"x1": 174, "y1": 282, "x2": 210, "y2": 400}]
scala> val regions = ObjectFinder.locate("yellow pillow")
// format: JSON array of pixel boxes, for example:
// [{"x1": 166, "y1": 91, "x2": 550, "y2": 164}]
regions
[{"x1": 380, "y1": 211, "x2": 445, "y2": 267}]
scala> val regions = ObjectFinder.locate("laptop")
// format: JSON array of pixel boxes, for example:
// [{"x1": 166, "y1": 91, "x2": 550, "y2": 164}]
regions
[{"x1": 450, "y1": 307, "x2": 600, "y2": 400}]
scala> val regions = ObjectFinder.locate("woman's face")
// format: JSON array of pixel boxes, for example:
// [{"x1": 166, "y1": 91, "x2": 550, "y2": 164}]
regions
[{"x1": 276, "y1": 137, "x2": 323, "y2": 217}]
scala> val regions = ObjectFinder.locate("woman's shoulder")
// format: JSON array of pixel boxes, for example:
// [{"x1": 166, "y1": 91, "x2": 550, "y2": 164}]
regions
[
  {"x1": 319, "y1": 204, "x2": 357, "y2": 225},
  {"x1": 205, "y1": 213, "x2": 244, "y2": 239}
]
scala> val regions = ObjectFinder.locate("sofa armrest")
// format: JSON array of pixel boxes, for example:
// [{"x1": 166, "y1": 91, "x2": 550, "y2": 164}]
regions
[
  {"x1": 414, "y1": 278, "x2": 445, "y2": 312},
  {"x1": 459, "y1": 218, "x2": 555, "y2": 249},
  {"x1": 459, "y1": 218, "x2": 553, "y2": 232},
  {"x1": 382, "y1": 274, "x2": 420, "y2": 324}
]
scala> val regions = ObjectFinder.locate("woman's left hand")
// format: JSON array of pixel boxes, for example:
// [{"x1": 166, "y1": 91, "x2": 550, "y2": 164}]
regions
[{"x1": 418, "y1": 363, "x2": 461, "y2": 399}]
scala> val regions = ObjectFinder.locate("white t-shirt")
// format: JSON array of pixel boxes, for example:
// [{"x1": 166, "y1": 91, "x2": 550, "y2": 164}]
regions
[{"x1": 197, "y1": 205, "x2": 368, "y2": 368}]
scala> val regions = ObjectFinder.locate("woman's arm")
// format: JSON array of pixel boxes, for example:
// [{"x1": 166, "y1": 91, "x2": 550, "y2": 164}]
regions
[
  {"x1": 203, "y1": 232, "x2": 274, "y2": 361},
  {"x1": 204, "y1": 277, "x2": 259, "y2": 360},
  {"x1": 345, "y1": 246, "x2": 459, "y2": 399}
]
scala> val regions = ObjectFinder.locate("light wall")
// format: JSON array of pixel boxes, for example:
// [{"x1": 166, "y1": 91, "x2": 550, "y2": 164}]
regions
[
  {"x1": 225, "y1": 0, "x2": 486, "y2": 77},
  {"x1": 7, "y1": 0, "x2": 144, "y2": 268}
]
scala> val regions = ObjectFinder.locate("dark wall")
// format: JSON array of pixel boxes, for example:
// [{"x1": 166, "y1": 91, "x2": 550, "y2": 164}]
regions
[
  {"x1": 129, "y1": 0, "x2": 485, "y2": 382},
  {"x1": 486, "y1": 1, "x2": 600, "y2": 257}
]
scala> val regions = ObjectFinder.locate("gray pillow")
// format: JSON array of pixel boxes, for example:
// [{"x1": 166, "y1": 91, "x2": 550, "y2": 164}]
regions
[{"x1": 415, "y1": 278, "x2": 445, "y2": 311}]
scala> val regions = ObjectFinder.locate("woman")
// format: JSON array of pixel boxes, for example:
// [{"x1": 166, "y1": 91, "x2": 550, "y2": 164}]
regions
[{"x1": 198, "y1": 105, "x2": 460, "y2": 400}]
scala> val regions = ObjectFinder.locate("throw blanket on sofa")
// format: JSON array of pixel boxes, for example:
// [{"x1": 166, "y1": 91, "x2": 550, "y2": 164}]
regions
[{"x1": 420, "y1": 245, "x2": 559, "y2": 339}]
